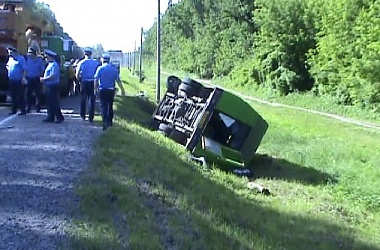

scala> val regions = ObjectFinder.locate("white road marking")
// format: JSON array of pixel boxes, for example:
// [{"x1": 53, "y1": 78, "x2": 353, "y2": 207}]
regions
[{"x1": 0, "y1": 114, "x2": 17, "y2": 126}]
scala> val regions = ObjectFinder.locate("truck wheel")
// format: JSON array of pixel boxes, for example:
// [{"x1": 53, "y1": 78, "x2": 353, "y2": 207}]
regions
[
  {"x1": 178, "y1": 83, "x2": 197, "y2": 97},
  {"x1": 150, "y1": 120, "x2": 160, "y2": 130},
  {"x1": 182, "y1": 78, "x2": 203, "y2": 96},
  {"x1": 178, "y1": 78, "x2": 204, "y2": 97},
  {"x1": 166, "y1": 75, "x2": 181, "y2": 93},
  {"x1": 158, "y1": 123, "x2": 173, "y2": 136},
  {"x1": 169, "y1": 129, "x2": 187, "y2": 145}
]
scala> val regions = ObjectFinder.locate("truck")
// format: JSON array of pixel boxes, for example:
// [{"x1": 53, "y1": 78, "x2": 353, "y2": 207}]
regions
[
  {"x1": 63, "y1": 38, "x2": 84, "y2": 62},
  {"x1": 40, "y1": 35, "x2": 71, "y2": 96},
  {"x1": 0, "y1": 0, "x2": 33, "y2": 102},
  {"x1": 0, "y1": 0, "x2": 74, "y2": 102},
  {"x1": 107, "y1": 49, "x2": 123, "y2": 72},
  {"x1": 151, "y1": 75, "x2": 269, "y2": 170}
]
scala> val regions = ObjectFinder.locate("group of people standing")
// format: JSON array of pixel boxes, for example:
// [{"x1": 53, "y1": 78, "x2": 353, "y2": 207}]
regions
[
  {"x1": 6, "y1": 46, "x2": 64, "y2": 123},
  {"x1": 7, "y1": 47, "x2": 64, "y2": 123},
  {"x1": 6, "y1": 46, "x2": 125, "y2": 130},
  {"x1": 75, "y1": 48, "x2": 125, "y2": 130}
]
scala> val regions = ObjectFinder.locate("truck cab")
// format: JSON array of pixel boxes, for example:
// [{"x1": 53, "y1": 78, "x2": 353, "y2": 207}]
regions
[{"x1": 108, "y1": 49, "x2": 123, "y2": 73}]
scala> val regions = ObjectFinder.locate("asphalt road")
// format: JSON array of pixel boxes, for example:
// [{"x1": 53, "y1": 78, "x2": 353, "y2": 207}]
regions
[
  {"x1": 0, "y1": 96, "x2": 102, "y2": 249},
  {"x1": 0, "y1": 103, "x2": 12, "y2": 127}
]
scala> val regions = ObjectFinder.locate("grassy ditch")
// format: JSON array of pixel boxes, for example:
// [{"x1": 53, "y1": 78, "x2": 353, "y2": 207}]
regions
[{"x1": 68, "y1": 68, "x2": 380, "y2": 250}]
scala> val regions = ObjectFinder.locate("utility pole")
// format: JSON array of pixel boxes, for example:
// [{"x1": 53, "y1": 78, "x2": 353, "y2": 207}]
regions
[
  {"x1": 133, "y1": 40, "x2": 137, "y2": 75},
  {"x1": 130, "y1": 51, "x2": 132, "y2": 69},
  {"x1": 129, "y1": 51, "x2": 132, "y2": 69},
  {"x1": 139, "y1": 27, "x2": 143, "y2": 83},
  {"x1": 156, "y1": 0, "x2": 161, "y2": 102},
  {"x1": 128, "y1": 51, "x2": 131, "y2": 69}
]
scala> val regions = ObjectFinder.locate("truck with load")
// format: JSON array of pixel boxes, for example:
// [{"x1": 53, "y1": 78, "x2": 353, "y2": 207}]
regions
[
  {"x1": 151, "y1": 75, "x2": 269, "y2": 169},
  {"x1": 0, "y1": 0, "x2": 75, "y2": 102}
]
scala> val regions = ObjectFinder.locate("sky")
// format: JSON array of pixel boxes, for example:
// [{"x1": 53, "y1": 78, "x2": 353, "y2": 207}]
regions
[{"x1": 37, "y1": 0, "x2": 180, "y2": 52}]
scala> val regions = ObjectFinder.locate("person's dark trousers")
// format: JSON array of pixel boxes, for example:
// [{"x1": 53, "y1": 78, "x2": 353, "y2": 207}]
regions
[
  {"x1": 99, "y1": 89, "x2": 115, "y2": 130},
  {"x1": 26, "y1": 77, "x2": 43, "y2": 112},
  {"x1": 68, "y1": 77, "x2": 74, "y2": 96},
  {"x1": 80, "y1": 81, "x2": 95, "y2": 121},
  {"x1": 74, "y1": 78, "x2": 80, "y2": 96},
  {"x1": 44, "y1": 84, "x2": 64, "y2": 122},
  {"x1": 9, "y1": 80, "x2": 26, "y2": 114}
]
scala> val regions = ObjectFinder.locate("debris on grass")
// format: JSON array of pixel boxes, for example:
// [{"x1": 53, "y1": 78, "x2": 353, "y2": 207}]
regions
[{"x1": 247, "y1": 182, "x2": 270, "y2": 196}]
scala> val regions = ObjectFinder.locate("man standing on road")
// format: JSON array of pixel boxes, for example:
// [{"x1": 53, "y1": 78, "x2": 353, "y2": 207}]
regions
[
  {"x1": 94, "y1": 53, "x2": 125, "y2": 131},
  {"x1": 25, "y1": 47, "x2": 45, "y2": 113},
  {"x1": 40, "y1": 49, "x2": 64, "y2": 123},
  {"x1": 6, "y1": 47, "x2": 27, "y2": 115},
  {"x1": 75, "y1": 48, "x2": 99, "y2": 122}
]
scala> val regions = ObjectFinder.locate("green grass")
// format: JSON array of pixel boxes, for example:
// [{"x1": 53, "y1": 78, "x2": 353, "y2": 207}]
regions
[{"x1": 67, "y1": 68, "x2": 380, "y2": 250}]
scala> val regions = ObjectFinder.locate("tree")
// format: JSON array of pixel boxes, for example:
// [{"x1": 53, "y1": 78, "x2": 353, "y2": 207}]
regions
[{"x1": 142, "y1": 0, "x2": 380, "y2": 109}]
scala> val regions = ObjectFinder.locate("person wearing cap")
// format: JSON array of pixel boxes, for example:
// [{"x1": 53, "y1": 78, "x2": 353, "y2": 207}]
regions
[
  {"x1": 25, "y1": 47, "x2": 45, "y2": 113},
  {"x1": 40, "y1": 49, "x2": 64, "y2": 123},
  {"x1": 94, "y1": 53, "x2": 125, "y2": 131},
  {"x1": 6, "y1": 47, "x2": 28, "y2": 115},
  {"x1": 75, "y1": 48, "x2": 99, "y2": 122}
]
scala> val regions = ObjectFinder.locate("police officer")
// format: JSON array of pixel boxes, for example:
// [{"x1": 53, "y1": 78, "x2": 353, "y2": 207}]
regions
[
  {"x1": 25, "y1": 47, "x2": 45, "y2": 113},
  {"x1": 75, "y1": 48, "x2": 99, "y2": 122},
  {"x1": 6, "y1": 47, "x2": 27, "y2": 115},
  {"x1": 40, "y1": 49, "x2": 64, "y2": 123},
  {"x1": 94, "y1": 53, "x2": 125, "y2": 131}
]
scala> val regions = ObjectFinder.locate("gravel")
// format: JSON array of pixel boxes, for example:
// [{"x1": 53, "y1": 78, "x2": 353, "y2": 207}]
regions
[{"x1": 0, "y1": 99, "x2": 102, "y2": 250}]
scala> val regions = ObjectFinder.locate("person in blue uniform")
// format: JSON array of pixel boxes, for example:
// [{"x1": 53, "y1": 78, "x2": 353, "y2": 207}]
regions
[
  {"x1": 75, "y1": 48, "x2": 99, "y2": 122},
  {"x1": 6, "y1": 47, "x2": 27, "y2": 115},
  {"x1": 40, "y1": 49, "x2": 64, "y2": 123},
  {"x1": 94, "y1": 53, "x2": 125, "y2": 131},
  {"x1": 25, "y1": 47, "x2": 45, "y2": 113}
]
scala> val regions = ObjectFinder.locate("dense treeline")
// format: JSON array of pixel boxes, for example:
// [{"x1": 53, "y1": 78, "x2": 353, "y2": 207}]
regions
[{"x1": 143, "y1": 0, "x2": 380, "y2": 110}]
